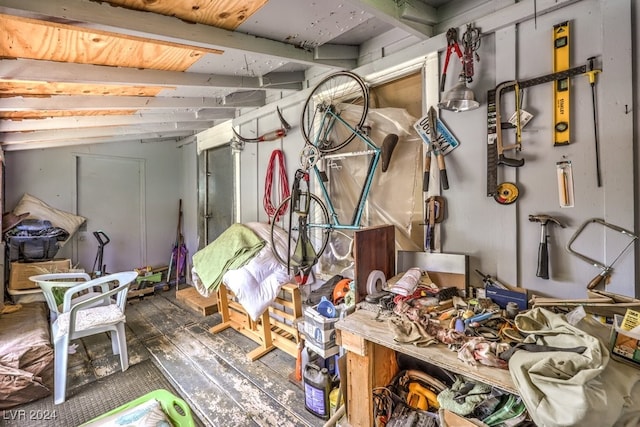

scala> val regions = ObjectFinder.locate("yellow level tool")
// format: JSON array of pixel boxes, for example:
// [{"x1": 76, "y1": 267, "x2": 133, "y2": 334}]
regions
[{"x1": 553, "y1": 21, "x2": 571, "y2": 146}]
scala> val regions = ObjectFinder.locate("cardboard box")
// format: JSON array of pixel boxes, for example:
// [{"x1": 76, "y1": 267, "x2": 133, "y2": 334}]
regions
[
  {"x1": 9, "y1": 259, "x2": 72, "y2": 290},
  {"x1": 303, "y1": 320, "x2": 337, "y2": 345},
  {"x1": 304, "y1": 324, "x2": 337, "y2": 349},
  {"x1": 610, "y1": 312, "x2": 640, "y2": 368}
]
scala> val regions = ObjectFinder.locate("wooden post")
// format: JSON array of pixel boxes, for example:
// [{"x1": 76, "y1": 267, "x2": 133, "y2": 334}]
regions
[{"x1": 342, "y1": 330, "x2": 397, "y2": 426}]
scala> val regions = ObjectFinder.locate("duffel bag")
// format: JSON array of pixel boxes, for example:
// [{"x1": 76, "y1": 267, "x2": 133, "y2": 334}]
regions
[
  {"x1": 8, "y1": 235, "x2": 61, "y2": 262},
  {"x1": 5, "y1": 220, "x2": 69, "y2": 262},
  {"x1": 14, "y1": 218, "x2": 53, "y2": 233}
]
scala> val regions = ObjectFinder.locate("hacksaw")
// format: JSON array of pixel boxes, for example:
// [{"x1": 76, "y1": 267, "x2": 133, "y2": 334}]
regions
[{"x1": 486, "y1": 64, "x2": 587, "y2": 201}]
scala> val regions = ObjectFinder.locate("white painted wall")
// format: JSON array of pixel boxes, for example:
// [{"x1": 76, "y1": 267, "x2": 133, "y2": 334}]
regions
[{"x1": 4, "y1": 140, "x2": 187, "y2": 274}]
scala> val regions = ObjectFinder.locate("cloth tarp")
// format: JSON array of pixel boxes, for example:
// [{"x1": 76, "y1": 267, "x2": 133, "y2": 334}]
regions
[
  {"x1": 509, "y1": 307, "x2": 640, "y2": 427},
  {"x1": 192, "y1": 223, "x2": 265, "y2": 293}
]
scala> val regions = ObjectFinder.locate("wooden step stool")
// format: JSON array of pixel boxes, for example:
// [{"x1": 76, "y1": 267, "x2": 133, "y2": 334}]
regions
[
  {"x1": 176, "y1": 286, "x2": 218, "y2": 316},
  {"x1": 210, "y1": 282, "x2": 302, "y2": 361}
]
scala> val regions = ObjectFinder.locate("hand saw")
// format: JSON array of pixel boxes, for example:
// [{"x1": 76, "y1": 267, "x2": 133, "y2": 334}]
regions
[{"x1": 486, "y1": 63, "x2": 587, "y2": 203}]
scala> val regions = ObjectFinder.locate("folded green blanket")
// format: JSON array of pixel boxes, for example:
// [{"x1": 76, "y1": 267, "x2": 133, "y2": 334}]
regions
[{"x1": 192, "y1": 223, "x2": 265, "y2": 292}]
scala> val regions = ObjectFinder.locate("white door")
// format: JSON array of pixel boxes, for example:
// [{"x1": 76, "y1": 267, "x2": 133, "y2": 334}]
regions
[{"x1": 76, "y1": 154, "x2": 144, "y2": 274}]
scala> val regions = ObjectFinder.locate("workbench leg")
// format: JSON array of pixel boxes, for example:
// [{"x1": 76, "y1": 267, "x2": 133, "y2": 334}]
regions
[{"x1": 343, "y1": 332, "x2": 397, "y2": 427}]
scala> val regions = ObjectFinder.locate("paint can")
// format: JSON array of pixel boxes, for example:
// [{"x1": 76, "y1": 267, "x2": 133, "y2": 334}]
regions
[{"x1": 303, "y1": 363, "x2": 331, "y2": 420}]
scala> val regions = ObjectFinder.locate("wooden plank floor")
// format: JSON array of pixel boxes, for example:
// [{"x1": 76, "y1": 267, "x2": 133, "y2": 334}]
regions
[{"x1": 123, "y1": 287, "x2": 326, "y2": 427}]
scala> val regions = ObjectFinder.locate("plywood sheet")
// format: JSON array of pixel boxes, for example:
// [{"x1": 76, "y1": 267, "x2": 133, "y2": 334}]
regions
[
  {"x1": 105, "y1": 0, "x2": 269, "y2": 30},
  {"x1": 0, "y1": 80, "x2": 169, "y2": 97},
  {"x1": 0, "y1": 110, "x2": 137, "y2": 119},
  {"x1": 354, "y1": 224, "x2": 395, "y2": 302},
  {"x1": 0, "y1": 14, "x2": 222, "y2": 71}
]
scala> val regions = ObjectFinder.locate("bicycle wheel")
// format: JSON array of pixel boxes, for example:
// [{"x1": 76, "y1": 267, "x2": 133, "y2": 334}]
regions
[
  {"x1": 270, "y1": 193, "x2": 330, "y2": 271},
  {"x1": 301, "y1": 71, "x2": 369, "y2": 153}
]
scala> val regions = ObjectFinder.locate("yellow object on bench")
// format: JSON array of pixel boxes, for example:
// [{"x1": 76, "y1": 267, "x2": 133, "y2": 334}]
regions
[{"x1": 81, "y1": 389, "x2": 194, "y2": 427}]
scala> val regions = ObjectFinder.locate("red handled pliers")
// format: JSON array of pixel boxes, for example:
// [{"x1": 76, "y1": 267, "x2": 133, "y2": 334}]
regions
[{"x1": 440, "y1": 28, "x2": 463, "y2": 92}]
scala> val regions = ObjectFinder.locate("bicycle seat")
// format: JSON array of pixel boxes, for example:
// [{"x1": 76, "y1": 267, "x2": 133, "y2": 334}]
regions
[{"x1": 381, "y1": 134, "x2": 399, "y2": 172}]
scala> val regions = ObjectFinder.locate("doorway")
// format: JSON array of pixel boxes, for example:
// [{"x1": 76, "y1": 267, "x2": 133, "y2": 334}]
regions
[{"x1": 198, "y1": 144, "x2": 233, "y2": 247}]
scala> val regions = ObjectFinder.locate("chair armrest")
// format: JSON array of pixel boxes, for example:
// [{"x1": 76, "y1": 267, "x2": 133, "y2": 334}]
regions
[
  {"x1": 68, "y1": 282, "x2": 130, "y2": 316},
  {"x1": 62, "y1": 271, "x2": 138, "y2": 313}
]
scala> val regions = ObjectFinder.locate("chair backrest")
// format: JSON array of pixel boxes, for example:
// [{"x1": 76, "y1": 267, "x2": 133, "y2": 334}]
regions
[
  {"x1": 61, "y1": 271, "x2": 139, "y2": 315},
  {"x1": 30, "y1": 272, "x2": 92, "y2": 316}
]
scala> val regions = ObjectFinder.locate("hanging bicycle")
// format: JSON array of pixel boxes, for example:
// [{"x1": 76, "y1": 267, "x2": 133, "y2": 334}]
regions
[{"x1": 269, "y1": 70, "x2": 398, "y2": 278}]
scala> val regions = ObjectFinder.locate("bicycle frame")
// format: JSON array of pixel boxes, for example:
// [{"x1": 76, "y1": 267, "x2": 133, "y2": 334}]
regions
[{"x1": 308, "y1": 107, "x2": 381, "y2": 231}]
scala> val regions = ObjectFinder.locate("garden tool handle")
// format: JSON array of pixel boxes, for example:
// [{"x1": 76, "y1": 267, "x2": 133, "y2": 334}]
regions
[
  {"x1": 436, "y1": 152, "x2": 449, "y2": 190},
  {"x1": 423, "y1": 152, "x2": 431, "y2": 191},
  {"x1": 258, "y1": 129, "x2": 287, "y2": 142}
]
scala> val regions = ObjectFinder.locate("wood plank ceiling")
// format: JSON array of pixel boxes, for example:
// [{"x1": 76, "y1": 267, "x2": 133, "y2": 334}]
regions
[
  {"x1": 0, "y1": 13, "x2": 220, "y2": 119},
  {"x1": 0, "y1": 0, "x2": 457, "y2": 151},
  {"x1": 0, "y1": 0, "x2": 255, "y2": 122}
]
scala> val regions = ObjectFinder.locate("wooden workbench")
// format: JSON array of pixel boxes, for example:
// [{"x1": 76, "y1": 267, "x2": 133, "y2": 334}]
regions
[{"x1": 336, "y1": 308, "x2": 518, "y2": 427}]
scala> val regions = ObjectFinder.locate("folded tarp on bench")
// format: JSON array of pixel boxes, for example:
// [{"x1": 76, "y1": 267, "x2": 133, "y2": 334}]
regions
[{"x1": 192, "y1": 223, "x2": 265, "y2": 294}]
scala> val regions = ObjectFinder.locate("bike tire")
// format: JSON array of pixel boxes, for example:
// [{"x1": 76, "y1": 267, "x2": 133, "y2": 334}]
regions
[
  {"x1": 301, "y1": 71, "x2": 369, "y2": 153},
  {"x1": 270, "y1": 193, "x2": 330, "y2": 271}
]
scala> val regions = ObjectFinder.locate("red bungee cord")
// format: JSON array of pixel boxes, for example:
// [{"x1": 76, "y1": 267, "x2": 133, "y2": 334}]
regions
[{"x1": 264, "y1": 149, "x2": 290, "y2": 223}]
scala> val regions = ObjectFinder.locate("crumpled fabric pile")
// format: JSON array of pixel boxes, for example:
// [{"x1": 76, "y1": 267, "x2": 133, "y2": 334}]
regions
[{"x1": 509, "y1": 307, "x2": 640, "y2": 427}]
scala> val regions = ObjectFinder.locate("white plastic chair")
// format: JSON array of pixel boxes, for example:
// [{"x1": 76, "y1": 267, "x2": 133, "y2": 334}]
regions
[
  {"x1": 29, "y1": 272, "x2": 94, "y2": 322},
  {"x1": 48, "y1": 271, "x2": 138, "y2": 404}
]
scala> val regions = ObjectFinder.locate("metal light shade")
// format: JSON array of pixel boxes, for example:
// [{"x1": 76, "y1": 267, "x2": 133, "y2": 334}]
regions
[{"x1": 438, "y1": 75, "x2": 480, "y2": 112}]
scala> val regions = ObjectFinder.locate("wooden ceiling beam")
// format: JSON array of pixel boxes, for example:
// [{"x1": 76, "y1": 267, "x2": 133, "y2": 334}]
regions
[
  {"x1": 344, "y1": 0, "x2": 435, "y2": 39},
  {"x1": 0, "y1": 59, "x2": 304, "y2": 91},
  {"x1": 0, "y1": 110, "x2": 234, "y2": 132},
  {"x1": 0, "y1": 121, "x2": 214, "y2": 143},
  {"x1": 1, "y1": 130, "x2": 196, "y2": 151},
  {"x1": 0, "y1": 94, "x2": 264, "y2": 110}
]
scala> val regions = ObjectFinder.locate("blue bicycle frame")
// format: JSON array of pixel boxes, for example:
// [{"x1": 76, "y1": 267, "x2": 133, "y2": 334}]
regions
[{"x1": 308, "y1": 107, "x2": 381, "y2": 231}]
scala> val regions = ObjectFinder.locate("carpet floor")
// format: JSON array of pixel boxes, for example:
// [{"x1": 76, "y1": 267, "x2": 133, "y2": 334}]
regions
[{"x1": 1, "y1": 359, "x2": 202, "y2": 426}]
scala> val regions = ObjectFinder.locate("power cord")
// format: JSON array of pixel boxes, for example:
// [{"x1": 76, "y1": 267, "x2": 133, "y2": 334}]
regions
[{"x1": 263, "y1": 149, "x2": 289, "y2": 223}]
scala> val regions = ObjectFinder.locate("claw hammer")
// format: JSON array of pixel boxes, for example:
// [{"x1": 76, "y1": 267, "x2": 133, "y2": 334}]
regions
[{"x1": 529, "y1": 214, "x2": 565, "y2": 279}]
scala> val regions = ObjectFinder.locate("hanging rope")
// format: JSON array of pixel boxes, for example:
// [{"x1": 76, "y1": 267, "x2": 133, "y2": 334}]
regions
[{"x1": 264, "y1": 149, "x2": 290, "y2": 223}]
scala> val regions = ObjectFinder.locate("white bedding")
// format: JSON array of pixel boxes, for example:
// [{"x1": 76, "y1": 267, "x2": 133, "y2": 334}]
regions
[
  {"x1": 222, "y1": 222, "x2": 290, "y2": 320},
  {"x1": 217, "y1": 222, "x2": 291, "y2": 320}
]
